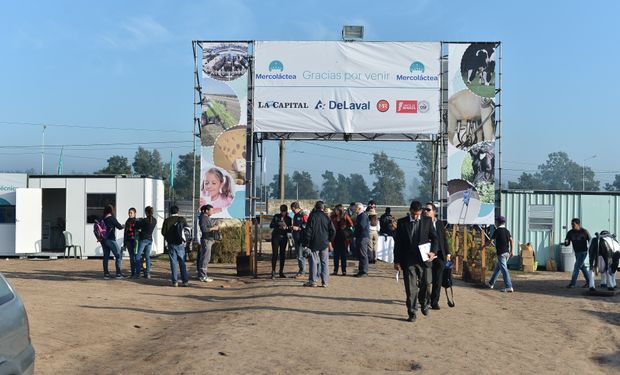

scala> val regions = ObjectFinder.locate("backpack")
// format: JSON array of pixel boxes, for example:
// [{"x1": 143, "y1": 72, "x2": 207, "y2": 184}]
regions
[
  {"x1": 174, "y1": 220, "x2": 191, "y2": 243},
  {"x1": 94, "y1": 219, "x2": 108, "y2": 242}
]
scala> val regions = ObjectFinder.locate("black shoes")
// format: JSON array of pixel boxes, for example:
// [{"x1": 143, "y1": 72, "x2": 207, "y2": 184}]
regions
[
  {"x1": 431, "y1": 304, "x2": 441, "y2": 310},
  {"x1": 354, "y1": 272, "x2": 368, "y2": 278},
  {"x1": 421, "y1": 305, "x2": 429, "y2": 316},
  {"x1": 406, "y1": 314, "x2": 417, "y2": 322},
  {"x1": 279, "y1": 273, "x2": 287, "y2": 278}
]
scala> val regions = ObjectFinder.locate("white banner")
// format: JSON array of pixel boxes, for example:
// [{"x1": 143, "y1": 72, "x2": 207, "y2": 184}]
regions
[{"x1": 253, "y1": 41, "x2": 440, "y2": 134}]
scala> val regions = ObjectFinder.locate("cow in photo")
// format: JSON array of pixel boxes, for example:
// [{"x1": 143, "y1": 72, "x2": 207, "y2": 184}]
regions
[{"x1": 588, "y1": 231, "x2": 620, "y2": 291}]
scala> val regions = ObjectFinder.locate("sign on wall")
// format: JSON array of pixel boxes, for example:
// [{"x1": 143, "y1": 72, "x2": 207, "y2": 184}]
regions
[
  {"x1": 446, "y1": 43, "x2": 499, "y2": 225},
  {"x1": 253, "y1": 41, "x2": 441, "y2": 134}
]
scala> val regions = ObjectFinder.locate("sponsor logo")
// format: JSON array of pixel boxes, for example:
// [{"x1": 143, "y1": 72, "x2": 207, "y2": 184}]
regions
[
  {"x1": 418, "y1": 100, "x2": 429, "y2": 113},
  {"x1": 396, "y1": 100, "x2": 418, "y2": 113},
  {"x1": 396, "y1": 61, "x2": 439, "y2": 81},
  {"x1": 269, "y1": 60, "x2": 284, "y2": 72},
  {"x1": 257, "y1": 101, "x2": 309, "y2": 109},
  {"x1": 376, "y1": 100, "x2": 389, "y2": 113},
  {"x1": 314, "y1": 100, "x2": 371, "y2": 111},
  {"x1": 256, "y1": 60, "x2": 297, "y2": 80},
  {"x1": 409, "y1": 61, "x2": 425, "y2": 73}
]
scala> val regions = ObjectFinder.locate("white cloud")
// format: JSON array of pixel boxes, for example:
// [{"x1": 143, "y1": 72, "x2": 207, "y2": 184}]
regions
[{"x1": 100, "y1": 15, "x2": 171, "y2": 49}]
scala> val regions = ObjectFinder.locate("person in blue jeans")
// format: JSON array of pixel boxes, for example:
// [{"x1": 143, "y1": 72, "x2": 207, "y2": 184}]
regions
[
  {"x1": 123, "y1": 207, "x2": 138, "y2": 278},
  {"x1": 101, "y1": 204, "x2": 125, "y2": 279},
  {"x1": 135, "y1": 206, "x2": 157, "y2": 279},
  {"x1": 487, "y1": 216, "x2": 514, "y2": 292},
  {"x1": 161, "y1": 205, "x2": 189, "y2": 287},
  {"x1": 564, "y1": 218, "x2": 592, "y2": 288}
]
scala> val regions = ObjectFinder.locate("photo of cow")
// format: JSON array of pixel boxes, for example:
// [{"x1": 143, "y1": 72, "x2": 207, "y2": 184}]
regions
[
  {"x1": 202, "y1": 43, "x2": 249, "y2": 81},
  {"x1": 447, "y1": 89, "x2": 496, "y2": 150},
  {"x1": 460, "y1": 42, "x2": 498, "y2": 98}
]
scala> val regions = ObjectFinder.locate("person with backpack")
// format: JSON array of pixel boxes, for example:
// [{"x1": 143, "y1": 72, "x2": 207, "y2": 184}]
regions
[
  {"x1": 124, "y1": 207, "x2": 138, "y2": 278},
  {"x1": 161, "y1": 205, "x2": 190, "y2": 287},
  {"x1": 198, "y1": 204, "x2": 220, "y2": 283},
  {"x1": 135, "y1": 206, "x2": 157, "y2": 279},
  {"x1": 99, "y1": 204, "x2": 125, "y2": 279}
]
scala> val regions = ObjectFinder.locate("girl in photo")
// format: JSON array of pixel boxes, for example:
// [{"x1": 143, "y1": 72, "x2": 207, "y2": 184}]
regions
[{"x1": 200, "y1": 167, "x2": 234, "y2": 213}]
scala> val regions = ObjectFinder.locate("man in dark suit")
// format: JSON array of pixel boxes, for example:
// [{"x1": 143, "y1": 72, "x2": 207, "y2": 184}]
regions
[
  {"x1": 393, "y1": 201, "x2": 438, "y2": 322},
  {"x1": 424, "y1": 202, "x2": 450, "y2": 310}
]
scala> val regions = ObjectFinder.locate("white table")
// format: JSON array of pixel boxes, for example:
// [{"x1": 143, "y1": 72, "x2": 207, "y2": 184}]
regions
[{"x1": 376, "y1": 235, "x2": 395, "y2": 263}]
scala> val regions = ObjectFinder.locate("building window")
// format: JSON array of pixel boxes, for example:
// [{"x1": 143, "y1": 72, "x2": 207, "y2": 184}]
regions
[
  {"x1": 86, "y1": 194, "x2": 116, "y2": 223},
  {"x1": 0, "y1": 206, "x2": 16, "y2": 224}
]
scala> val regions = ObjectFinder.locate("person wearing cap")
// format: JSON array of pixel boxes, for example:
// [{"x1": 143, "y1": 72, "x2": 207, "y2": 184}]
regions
[
  {"x1": 393, "y1": 200, "x2": 438, "y2": 322},
  {"x1": 486, "y1": 215, "x2": 514, "y2": 292},
  {"x1": 563, "y1": 218, "x2": 592, "y2": 288}
]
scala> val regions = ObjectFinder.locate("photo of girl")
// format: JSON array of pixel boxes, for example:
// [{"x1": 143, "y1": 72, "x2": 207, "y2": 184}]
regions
[{"x1": 200, "y1": 167, "x2": 235, "y2": 216}]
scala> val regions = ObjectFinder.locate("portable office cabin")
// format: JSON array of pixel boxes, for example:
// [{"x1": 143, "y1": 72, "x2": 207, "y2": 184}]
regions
[
  {"x1": 0, "y1": 174, "x2": 165, "y2": 257},
  {"x1": 500, "y1": 189, "x2": 620, "y2": 268}
]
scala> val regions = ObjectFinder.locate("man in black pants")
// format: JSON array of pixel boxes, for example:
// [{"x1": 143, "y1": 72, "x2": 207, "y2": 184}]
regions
[
  {"x1": 393, "y1": 201, "x2": 438, "y2": 322},
  {"x1": 424, "y1": 202, "x2": 450, "y2": 310},
  {"x1": 270, "y1": 204, "x2": 292, "y2": 279}
]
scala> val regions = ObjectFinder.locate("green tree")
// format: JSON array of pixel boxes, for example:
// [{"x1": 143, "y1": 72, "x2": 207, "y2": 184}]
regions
[
  {"x1": 132, "y1": 147, "x2": 164, "y2": 177},
  {"x1": 268, "y1": 173, "x2": 295, "y2": 199},
  {"x1": 335, "y1": 174, "x2": 351, "y2": 204},
  {"x1": 96, "y1": 155, "x2": 132, "y2": 174},
  {"x1": 604, "y1": 174, "x2": 620, "y2": 191},
  {"x1": 348, "y1": 173, "x2": 371, "y2": 203},
  {"x1": 291, "y1": 171, "x2": 318, "y2": 199},
  {"x1": 321, "y1": 170, "x2": 339, "y2": 203},
  {"x1": 416, "y1": 142, "x2": 433, "y2": 202},
  {"x1": 173, "y1": 152, "x2": 200, "y2": 200},
  {"x1": 369, "y1": 152, "x2": 405, "y2": 205},
  {"x1": 509, "y1": 152, "x2": 599, "y2": 191}
]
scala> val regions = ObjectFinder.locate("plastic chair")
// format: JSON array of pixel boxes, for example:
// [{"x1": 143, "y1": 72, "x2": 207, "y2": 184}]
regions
[{"x1": 63, "y1": 231, "x2": 82, "y2": 259}]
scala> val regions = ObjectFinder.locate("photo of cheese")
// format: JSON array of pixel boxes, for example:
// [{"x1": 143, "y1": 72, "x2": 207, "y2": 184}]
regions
[{"x1": 213, "y1": 126, "x2": 247, "y2": 184}]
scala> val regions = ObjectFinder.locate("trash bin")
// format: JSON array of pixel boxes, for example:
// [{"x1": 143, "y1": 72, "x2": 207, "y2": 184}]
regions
[{"x1": 561, "y1": 246, "x2": 575, "y2": 272}]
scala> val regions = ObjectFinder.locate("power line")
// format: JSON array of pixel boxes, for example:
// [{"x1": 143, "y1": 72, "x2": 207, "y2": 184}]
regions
[
  {"x1": 0, "y1": 140, "x2": 193, "y2": 149},
  {"x1": 0, "y1": 120, "x2": 191, "y2": 134}
]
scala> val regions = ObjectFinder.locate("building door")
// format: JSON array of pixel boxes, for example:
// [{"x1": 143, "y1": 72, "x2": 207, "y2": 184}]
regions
[{"x1": 15, "y1": 188, "x2": 42, "y2": 254}]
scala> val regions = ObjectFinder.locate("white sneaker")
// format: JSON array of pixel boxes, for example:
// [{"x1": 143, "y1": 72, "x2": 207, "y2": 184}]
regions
[
  {"x1": 486, "y1": 282, "x2": 494, "y2": 289},
  {"x1": 500, "y1": 287, "x2": 514, "y2": 293},
  {"x1": 205, "y1": 278, "x2": 214, "y2": 283}
]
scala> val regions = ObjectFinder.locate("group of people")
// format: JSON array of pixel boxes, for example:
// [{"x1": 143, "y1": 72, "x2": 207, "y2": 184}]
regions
[
  {"x1": 99, "y1": 204, "x2": 157, "y2": 280},
  {"x1": 98, "y1": 204, "x2": 221, "y2": 287},
  {"x1": 269, "y1": 200, "x2": 396, "y2": 285}
]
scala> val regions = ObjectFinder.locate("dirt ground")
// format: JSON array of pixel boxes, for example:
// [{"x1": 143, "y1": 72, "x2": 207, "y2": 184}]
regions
[{"x1": 1, "y1": 255, "x2": 619, "y2": 375}]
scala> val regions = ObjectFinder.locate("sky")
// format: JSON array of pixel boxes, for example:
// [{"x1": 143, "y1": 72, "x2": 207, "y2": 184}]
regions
[{"x1": 1, "y1": 0, "x2": 619, "y2": 193}]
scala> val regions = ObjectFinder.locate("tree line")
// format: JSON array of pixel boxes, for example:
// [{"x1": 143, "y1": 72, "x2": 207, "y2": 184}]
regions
[{"x1": 25, "y1": 146, "x2": 615, "y2": 204}]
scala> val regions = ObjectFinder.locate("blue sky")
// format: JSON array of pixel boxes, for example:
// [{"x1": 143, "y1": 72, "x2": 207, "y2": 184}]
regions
[{"x1": 1, "y1": 0, "x2": 618, "y2": 191}]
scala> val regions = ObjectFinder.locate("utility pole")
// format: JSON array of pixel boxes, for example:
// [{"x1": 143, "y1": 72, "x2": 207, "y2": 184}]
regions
[
  {"x1": 41, "y1": 124, "x2": 46, "y2": 175},
  {"x1": 279, "y1": 139, "x2": 285, "y2": 201}
]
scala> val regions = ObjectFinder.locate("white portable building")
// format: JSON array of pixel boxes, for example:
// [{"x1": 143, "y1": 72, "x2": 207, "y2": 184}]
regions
[{"x1": 0, "y1": 174, "x2": 165, "y2": 257}]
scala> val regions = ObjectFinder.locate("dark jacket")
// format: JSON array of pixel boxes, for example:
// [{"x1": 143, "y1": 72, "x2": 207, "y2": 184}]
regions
[
  {"x1": 103, "y1": 215, "x2": 124, "y2": 241},
  {"x1": 432, "y1": 219, "x2": 450, "y2": 261},
  {"x1": 161, "y1": 215, "x2": 187, "y2": 245},
  {"x1": 354, "y1": 211, "x2": 370, "y2": 239},
  {"x1": 138, "y1": 217, "x2": 157, "y2": 241},
  {"x1": 270, "y1": 213, "x2": 292, "y2": 242},
  {"x1": 393, "y1": 215, "x2": 438, "y2": 266},
  {"x1": 305, "y1": 210, "x2": 336, "y2": 251},
  {"x1": 124, "y1": 217, "x2": 137, "y2": 245},
  {"x1": 199, "y1": 213, "x2": 218, "y2": 240}
]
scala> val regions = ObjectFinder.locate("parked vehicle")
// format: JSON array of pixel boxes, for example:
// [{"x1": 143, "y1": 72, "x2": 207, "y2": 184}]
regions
[{"x1": 0, "y1": 272, "x2": 34, "y2": 375}]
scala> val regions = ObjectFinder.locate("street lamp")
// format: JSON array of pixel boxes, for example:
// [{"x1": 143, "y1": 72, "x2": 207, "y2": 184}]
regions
[{"x1": 582, "y1": 154, "x2": 596, "y2": 191}]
